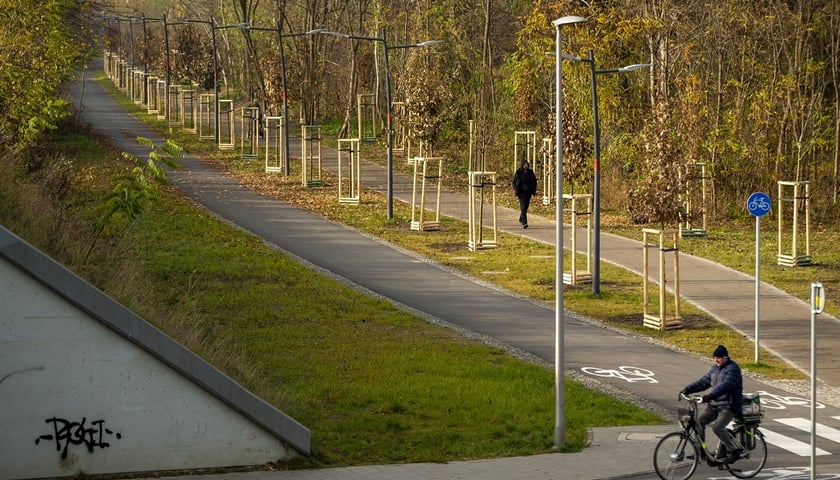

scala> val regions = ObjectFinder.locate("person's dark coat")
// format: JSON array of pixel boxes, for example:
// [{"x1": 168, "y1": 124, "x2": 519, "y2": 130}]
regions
[
  {"x1": 512, "y1": 167, "x2": 537, "y2": 199},
  {"x1": 684, "y1": 360, "x2": 743, "y2": 415}
]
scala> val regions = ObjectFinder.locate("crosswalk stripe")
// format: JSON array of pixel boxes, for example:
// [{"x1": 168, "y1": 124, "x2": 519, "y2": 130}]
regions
[
  {"x1": 776, "y1": 417, "x2": 840, "y2": 444},
  {"x1": 760, "y1": 426, "x2": 831, "y2": 456}
]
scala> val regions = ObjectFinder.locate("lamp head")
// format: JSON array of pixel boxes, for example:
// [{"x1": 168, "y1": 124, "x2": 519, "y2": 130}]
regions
[
  {"x1": 320, "y1": 30, "x2": 349, "y2": 38},
  {"x1": 552, "y1": 16, "x2": 587, "y2": 28},
  {"x1": 619, "y1": 63, "x2": 651, "y2": 73}
]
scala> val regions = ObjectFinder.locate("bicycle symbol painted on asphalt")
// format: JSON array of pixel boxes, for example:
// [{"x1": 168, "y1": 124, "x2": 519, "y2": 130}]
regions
[
  {"x1": 580, "y1": 366, "x2": 658, "y2": 383},
  {"x1": 755, "y1": 390, "x2": 825, "y2": 410}
]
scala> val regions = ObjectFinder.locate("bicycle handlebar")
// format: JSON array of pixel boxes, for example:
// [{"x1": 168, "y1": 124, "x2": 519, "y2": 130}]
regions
[{"x1": 680, "y1": 393, "x2": 704, "y2": 403}]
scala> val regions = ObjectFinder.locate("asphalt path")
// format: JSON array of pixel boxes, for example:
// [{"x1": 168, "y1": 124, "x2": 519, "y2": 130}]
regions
[{"x1": 68, "y1": 57, "x2": 840, "y2": 477}]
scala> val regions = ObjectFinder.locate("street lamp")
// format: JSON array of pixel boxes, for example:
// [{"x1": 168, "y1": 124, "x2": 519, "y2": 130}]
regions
[
  {"x1": 562, "y1": 50, "x2": 650, "y2": 294},
  {"x1": 320, "y1": 30, "x2": 442, "y2": 219},
  {"x1": 248, "y1": 23, "x2": 324, "y2": 175},
  {"x1": 181, "y1": 18, "x2": 248, "y2": 146},
  {"x1": 552, "y1": 14, "x2": 586, "y2": 449}
]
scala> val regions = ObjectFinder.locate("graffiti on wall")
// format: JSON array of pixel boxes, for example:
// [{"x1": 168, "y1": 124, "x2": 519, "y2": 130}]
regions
[{"x1": 35, "y1": 417, "x2": 122, "y2": 459}]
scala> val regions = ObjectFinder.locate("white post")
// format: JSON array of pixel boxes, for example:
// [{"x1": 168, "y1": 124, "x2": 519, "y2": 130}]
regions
[{"x1": 810, "y1": 282, "x2": 825, "y2": 480}]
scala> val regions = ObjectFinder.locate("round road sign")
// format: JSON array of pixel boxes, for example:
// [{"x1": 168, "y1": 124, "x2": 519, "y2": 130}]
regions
[{"x1": 747, "y1": 192, "x2": 771, "y2": 217}]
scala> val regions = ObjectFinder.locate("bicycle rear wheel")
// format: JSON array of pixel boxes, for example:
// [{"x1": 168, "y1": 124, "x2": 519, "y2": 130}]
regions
[
  {"x1": 653, "y1": 431, "x2": 699, "y2": 480},
  {"x1": 726, "y1": 426, "x2": 767, "y2": 479}
]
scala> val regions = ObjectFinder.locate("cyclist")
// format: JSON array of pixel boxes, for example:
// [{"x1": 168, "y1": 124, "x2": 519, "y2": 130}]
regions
[{"x1": 680, "y1": 344, "x2": 744, "y2": 464}]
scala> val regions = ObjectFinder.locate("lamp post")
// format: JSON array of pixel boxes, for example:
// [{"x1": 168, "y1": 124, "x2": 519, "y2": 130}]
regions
[
  {"x1": 552, "y1": 14, "x2": 586, "y2": 448},
  {"x1": 181, "y1": 18, "x2": 248, "y2": 146},
  {"x1": 320, "y1": 30, "x2": 442, "y2": 219},
  {"x1": 140, "y1": 15, "x2": 168, "y2": 107},
  {"x1": 562, "y1": 50, "x2": 649, "y2": 295},
  {"x1": 249, "y1": 23, "x2": 324, "y2": 175}
]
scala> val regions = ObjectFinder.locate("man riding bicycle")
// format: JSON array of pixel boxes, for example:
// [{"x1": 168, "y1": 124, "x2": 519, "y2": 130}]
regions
[{"x1": 680, "y1": 345, "x2": 744, "y2": 464}]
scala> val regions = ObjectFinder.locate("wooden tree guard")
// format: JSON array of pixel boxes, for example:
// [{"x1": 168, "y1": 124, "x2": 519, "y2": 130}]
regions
[
  {"x1": 680, "y1": 162, "x2": 708, "y2": 238},
  {"x1": 357, "y1": 93, "x2": 377, "y2": 142},
  {"x1": 541, "y1": 137, "x2": 555, "y2": 206},
  {"x1": 198, "y1": 93, "x2": 215, "y2": 140},
  {"x1": 120, "y1": 61, "x2": 129, "y2": 92},
  {"x1": 777, "y1": 180, "x2": 812, "y2": 266},
  {"x1": 392, "y1": 101, "x2": 407, "y2": 155},
  {"x1": 411, "y1": 157, "x2": 443, "y2": 231},
  {"x1": 562, "y1": 194, "x2": 593, "y2": 285},
  {"x1": 407, "y1": 140, "x2": 432, "y2": 167},
  {"x1": 155, "y1": 79, "x2": 167, "y2": 121},
  {"x1": 168, "y1": 85, "x2": 184, "y2": 127},
  {"x1": 104, "y1": 52, "x2": 116, "y2": 79},
  {"x1": 264, "y1": 116, "x2": 285, "y2": 173},
  {"x1": 118, "y1": 60, "x2": 128, "y2": 92},
  {"x1": 338, "y1": 138, "x2": 361, "y2": 205},
  {"x1": 240, "y1": 107, "x2": 260, "y2": 159},
  {"x1": 131, "y1": 70, "x2": 144, "y2": 105},
  {"x1": 468, "y1": 171, "x2": 498, "y2": 251},
  {"x1": 218, "y1": 99, "x2": 235, "y2": 150},
  {"x1": 146, "y1": 76, "x2": 159, "y2": 115},
  {"x1": 182, "y1": 89, "x2": 198, "y2": 134},
  {"x1": 513, "y1": 130, "x2": 537, "y2": 174},
  {"x1": 642, "y1": 228, "x2": 683, "y2": 330},
  {"x1": 301, "y1": 125, "x2": 323, "y2": 187},
  {"x1": 468, "y1": 120, "x2": 477, "y2": 172}
]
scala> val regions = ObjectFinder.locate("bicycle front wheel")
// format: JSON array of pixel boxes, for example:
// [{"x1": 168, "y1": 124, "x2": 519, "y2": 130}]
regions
[
  {"x1": 653, "y1": 431, "x2": 699, "y2": 480},
  {"x1": 726, "y1": 426, "x2": 767, "y2": 479}
]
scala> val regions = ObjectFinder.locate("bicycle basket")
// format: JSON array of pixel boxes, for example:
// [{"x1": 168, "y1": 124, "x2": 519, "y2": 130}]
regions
[
  {"x1": 678, "y1": 407, "x2": 693, "y2": 428},
  {"x1": 742, "y1": 392, "x2": 763, "y2": 425}
]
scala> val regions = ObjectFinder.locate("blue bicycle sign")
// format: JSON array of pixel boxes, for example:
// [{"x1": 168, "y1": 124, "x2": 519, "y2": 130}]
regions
[{"x1": 747, "y1": 192, "x2": 771, "y2": 217}]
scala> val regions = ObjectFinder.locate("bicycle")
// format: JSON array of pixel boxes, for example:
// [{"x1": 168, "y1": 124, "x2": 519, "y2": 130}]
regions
[{"x1": 652, "y1": 393, "x2": 767, "y2": 480}]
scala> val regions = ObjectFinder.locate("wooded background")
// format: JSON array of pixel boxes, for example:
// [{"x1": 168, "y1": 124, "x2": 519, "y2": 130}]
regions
[{"x1": 4, "y1": 0, "x2": 840, "y2": 225}]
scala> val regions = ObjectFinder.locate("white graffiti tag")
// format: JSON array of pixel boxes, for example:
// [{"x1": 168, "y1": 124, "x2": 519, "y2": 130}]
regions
[{"x1": 580, "y1": 366, "x2": 658, "y2": 383}]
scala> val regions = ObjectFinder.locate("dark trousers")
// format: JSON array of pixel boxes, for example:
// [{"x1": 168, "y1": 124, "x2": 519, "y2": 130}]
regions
[
  {"x1": 518, "y1": 194, "x2": 531, "y2": 225},
  {"x1": 697, "y1": 405, "x2": 738, "y2": 451}
]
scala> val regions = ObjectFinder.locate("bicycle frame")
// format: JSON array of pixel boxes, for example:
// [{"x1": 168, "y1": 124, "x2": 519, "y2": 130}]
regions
[{"x1": 653, "y1": 394, "x2": 767, "y2": 480}]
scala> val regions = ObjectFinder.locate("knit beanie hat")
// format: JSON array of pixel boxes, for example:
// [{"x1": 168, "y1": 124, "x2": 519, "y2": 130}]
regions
[{"x1": 712, "y1": 345, "x2": 729, "y2": 358}]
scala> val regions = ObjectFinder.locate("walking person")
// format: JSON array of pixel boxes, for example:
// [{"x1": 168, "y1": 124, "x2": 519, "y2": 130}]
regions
[
  {"x1": 512, "y1": 160, "x2": 537, "y2": 228},
  {"x1": 680, "y1": 345, "x2": 744, "y2": 463}
]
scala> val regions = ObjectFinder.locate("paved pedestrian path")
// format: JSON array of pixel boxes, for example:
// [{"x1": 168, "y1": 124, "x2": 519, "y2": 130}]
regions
[{"x1": 66, "y1": 57, "x2": 840, "y2": 479}]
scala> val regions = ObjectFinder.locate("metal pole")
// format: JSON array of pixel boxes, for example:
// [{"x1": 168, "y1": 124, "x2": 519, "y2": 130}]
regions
[
  {"x1": 810, "y1": 282, "x2": 824, "y2": 480},
  {"x1": 383, "y1": 30, "x2": 394, "y2": 220},
  {"x1": 553, "y1": 20, "x2": 565, "y2": 449},
  {"x1": 277, "y1": 20, "x2": 291, "y2": 175},
  {"x1": 755, "y1": 215, "x2": 760, "y2": 363},
  {"x1": 211, "y1": 17, "x2": 220, "y2": 146},
  {"x1": 163, "y1": 15, "x2": 171, "y2": 121},
  {"x1": 811, "y1": 282, "x2": 818, "y2": 480},
  {"x1": 589, "y1": 49, "x2": 601, "y2": 295}
]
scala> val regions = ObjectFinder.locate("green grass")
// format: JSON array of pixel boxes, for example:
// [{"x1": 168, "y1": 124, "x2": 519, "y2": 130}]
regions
[
  {"x1": 96, "y1": 68, "x2": 821, "y2": 384},
  {"x1": 0, "y1": 75, "x2": 669, "y2": 469},
  {"x1": 117, "y1": 189, "x2": 666, "y2": 466}
]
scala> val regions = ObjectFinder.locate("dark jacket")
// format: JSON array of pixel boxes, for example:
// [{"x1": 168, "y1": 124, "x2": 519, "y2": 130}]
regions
[
  {"x1": 684, "y1": 359, "x2": 743, "y2": 415},
  {"x1": 512, "y1": 167, "x2": 537, "y2": 198}
]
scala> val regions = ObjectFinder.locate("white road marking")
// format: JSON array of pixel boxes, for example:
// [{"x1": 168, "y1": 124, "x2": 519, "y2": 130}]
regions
[
  {"x1": 760, "y1": 425, "x2": 830, "y2": 456},
  {"x1": 776, "y1": 417, "x2": 840, "y2": 445}
]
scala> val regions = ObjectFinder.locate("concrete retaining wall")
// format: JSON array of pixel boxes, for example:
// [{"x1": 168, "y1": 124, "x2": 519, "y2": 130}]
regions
[{"x1": 0, "y1": 226, "x2": 309, "y2": 479}]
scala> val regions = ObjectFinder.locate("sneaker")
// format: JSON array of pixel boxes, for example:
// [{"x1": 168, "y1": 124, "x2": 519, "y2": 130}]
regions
[{"x1": 523, "y1": 224, "x2": 528, "y2": 229}]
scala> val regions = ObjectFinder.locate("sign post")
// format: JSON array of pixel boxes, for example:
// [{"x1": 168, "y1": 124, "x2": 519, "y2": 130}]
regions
[
  {"x1": 747, "y1": 192, "x2": 771, "y2": 363},
  {"x1": 811, "y1": 282, "x2": 825, "y2": 480}
]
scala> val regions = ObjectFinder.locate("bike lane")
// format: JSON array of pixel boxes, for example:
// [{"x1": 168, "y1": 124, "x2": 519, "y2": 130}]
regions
[
  {"x1": 568, "y1": 339, "x2": 840, "y2": 477},
  {"x1": 70, "y1": 58, "x2": 840, "y2": 478}
]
